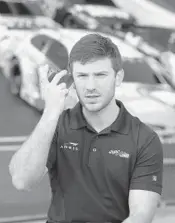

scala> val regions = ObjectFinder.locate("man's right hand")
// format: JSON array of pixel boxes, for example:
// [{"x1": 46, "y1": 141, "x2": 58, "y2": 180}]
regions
[{"x1": 38, "y1": 64, "x2": 69, "y2": 113}]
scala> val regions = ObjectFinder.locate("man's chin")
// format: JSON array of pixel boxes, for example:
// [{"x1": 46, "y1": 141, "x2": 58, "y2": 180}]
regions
[{"x1": 83, "y1": 102, "x2": 103, "y2": 112}]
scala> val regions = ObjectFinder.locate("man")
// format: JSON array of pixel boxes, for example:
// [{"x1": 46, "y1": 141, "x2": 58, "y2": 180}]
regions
[{"x1": 9, "y1": 33, "x2": 163, "y2": 223}]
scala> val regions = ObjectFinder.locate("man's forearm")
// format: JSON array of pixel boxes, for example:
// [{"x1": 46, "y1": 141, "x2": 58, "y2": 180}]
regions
[
  {"x1": 122, "y1": 213, "x2": 154, "y2": 223},
  {"x1": 9, "y1": 108, "x2": 61, "y2": 190}
]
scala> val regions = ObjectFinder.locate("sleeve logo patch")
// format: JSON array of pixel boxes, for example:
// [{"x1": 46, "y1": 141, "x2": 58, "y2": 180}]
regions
[{"x1": 152, "y1": 175, "x2": 157, "y2": 181}]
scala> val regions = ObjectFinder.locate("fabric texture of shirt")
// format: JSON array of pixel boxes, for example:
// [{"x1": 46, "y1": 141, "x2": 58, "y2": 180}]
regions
[{"x1": 46, "y1": 100, "x2": 163, "y2": 223}]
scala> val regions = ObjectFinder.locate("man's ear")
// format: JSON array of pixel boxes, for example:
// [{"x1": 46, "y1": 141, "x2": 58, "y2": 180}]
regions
[{"x1": 115, "y1": 69, "x2": 124, "y2": 87}]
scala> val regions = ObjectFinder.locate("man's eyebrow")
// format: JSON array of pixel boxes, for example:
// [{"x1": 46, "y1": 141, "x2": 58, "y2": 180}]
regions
[
  {"x1": 94, "y1": 71, "x2": 109, "y2": 75},
  {"x1": 76, "y1": 72, "x2": 88, "y2": 75}
]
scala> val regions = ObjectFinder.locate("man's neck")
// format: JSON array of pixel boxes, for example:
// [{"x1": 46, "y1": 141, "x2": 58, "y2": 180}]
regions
[{"x1": 82, "y1": 99, "x2": 120, "y2": 133}]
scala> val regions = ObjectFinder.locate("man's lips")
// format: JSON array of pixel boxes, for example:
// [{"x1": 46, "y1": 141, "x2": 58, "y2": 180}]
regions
[{"x1": 86, "y1": 95, "x2": 100, "y2": 98}]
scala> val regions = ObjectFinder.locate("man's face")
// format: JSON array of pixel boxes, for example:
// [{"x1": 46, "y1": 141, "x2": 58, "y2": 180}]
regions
[{"x1": 72, "y1": 57, "x2": 118, "y2": 112}]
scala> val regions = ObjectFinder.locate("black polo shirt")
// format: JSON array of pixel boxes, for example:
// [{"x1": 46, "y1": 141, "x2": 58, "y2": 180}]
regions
[{"x1": 46, "y1": 100, "x2": 163, "y2": 223}]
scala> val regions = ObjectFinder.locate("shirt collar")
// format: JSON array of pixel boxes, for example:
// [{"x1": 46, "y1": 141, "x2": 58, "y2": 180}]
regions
[
  {"x1": 70, "y1": 100, "x2": 130, "y2": 135},
  {"x1": 110, "y1": 100, "x2": 131, "y2": 134},
  {"x1": 70, "y1": 102, "x2": 87, "y2": 129}
]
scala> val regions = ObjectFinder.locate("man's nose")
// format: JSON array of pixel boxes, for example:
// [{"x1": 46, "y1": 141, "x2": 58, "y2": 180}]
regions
[{"x1": 86, "y1": 76, "x2": 96, "y2": 90}]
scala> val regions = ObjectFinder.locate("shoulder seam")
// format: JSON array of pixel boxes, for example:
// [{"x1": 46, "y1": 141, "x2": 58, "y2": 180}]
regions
[
  {"x1": 138, "y1": 133, "x2": 158, "y2": 156},
  {"x1": 136, "y1": 120, "x2": 158, "y2": 153}
]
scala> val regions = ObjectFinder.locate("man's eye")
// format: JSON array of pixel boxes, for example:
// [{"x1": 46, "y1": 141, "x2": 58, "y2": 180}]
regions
[
  {"x1": 78, "y1": 74, "x2": 87, "y2": 77},
  {"x1": 97, "y1": 73, "x2": 105, "y2": 76}
]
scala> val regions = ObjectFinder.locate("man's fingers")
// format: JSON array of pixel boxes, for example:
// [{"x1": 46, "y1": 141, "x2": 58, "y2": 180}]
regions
[
  {"x1": 51, "y1": 70, "x2": 68, "y2": 85},
  {"x1": 62, "y1": 88, "x2": 69, "y2": 96},
  {"x1": 38, "y1": 64, "x2": 49, "y2": 86},
  {"x1": 59, "y1": 82, "x2": 67, "y2": 89}
]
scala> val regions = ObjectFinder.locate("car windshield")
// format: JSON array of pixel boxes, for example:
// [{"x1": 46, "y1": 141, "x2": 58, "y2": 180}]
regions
[
  {"x1": 0, "y1": 1, "x2": 11, "y2": 14},
  {"x1": 141, "y1": 85, "x2": 175, "y2": 107},
  {"x1": 31, "y1": 34, "x2": 68, "y2": 69},
  {"x1": 46, "y1": 40, "x2": 68, "y2": 70},
  {"x1": 11, "y1": 2, "x2": 32, "y2": 15},
  {"x1": 130, "y1": 26, "x2": 174, "y2": 52},
  {"x1": 0, "y1": 1, "x2": 44, "y2": 16},
  {"x1": 150, "y1": 0, "x2": 175, "y2": 13},
  {"x1": 123, "y1": 59, "x2": 160, "y2": 84},
  {"x1": 84, "y1": 0, "x2": 116, "y2": 6},
  {"x1": 12, "y1": 2, "x2": 44, "y2": 16}
]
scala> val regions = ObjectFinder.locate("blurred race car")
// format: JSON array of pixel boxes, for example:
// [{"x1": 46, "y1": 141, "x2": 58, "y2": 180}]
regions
[
  {"x1": 1, "y1": 26, "x2": 175, "y2": 147},
  {"x1": 0, "y1": 27, "x2": 166, "y2": 111},
  {"x1": 61, "y1": 0, "x2": 136, "y2": 31},
  {"x1": 0, "y1": 0, "x2": 58, "y2": 18},
  {"x1": 148, "y1": 0, "x2": 175, "y2": 13},
  {"x1": 69, "y1": 0, "x2": 175, "y2": 52},
  {"x1": 0, "y1": 14, "x2": 59, "y2": 31},
  {"x1": 121, "y1": 25, "x2": 175, "y2": 53},
  {"x1": 0, "y1": 0, "x2": 60, "y2": 43},
  {"x1": 0, "y1": 0, "x2": 69, "y2": 34},
  {"x1": 112, "y1": 0, "x2": 175, "y2": 51},
  {"x1": 53, "y1": 3, "x2": 175, "y2": 90},
  {"x1": 0, "y1": 0, "x2": 136, "y2": 39},
  {"x1": 0, "y1": 13, "x2": 60, "y2": 97},
  {"x1": 113, "y1": 0, "x2": 175, "y2": 29},
  {"x1": 116, "y1": 82, "x2": 175, "y2": 144},
  {"x1": 55, "y1": 0, "x2": 174, "y2": 58},
  {"x1": 1, "y1": 0, "x2": 172, "y2": 53},
  {"x1": 0, "y1": 11, "x2": 61, "y2": 109},
  {"x1": 1, "y1": 0, "x2": 174, "y2": 52},
  {"x1": 0, "y1": 0, "x2": 61, "y2": 84}
]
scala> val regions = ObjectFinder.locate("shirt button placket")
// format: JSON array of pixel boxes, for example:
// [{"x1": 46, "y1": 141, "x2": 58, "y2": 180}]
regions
[
  {"x1": 92, "y1": 148, "x2": 97, "y2": 152},
  {"x1": 88, "y1": 134, "x2": 99, "y2": 166},
  {"x1": 92, "y1": 134, "x2": 98, "y2": 152}
]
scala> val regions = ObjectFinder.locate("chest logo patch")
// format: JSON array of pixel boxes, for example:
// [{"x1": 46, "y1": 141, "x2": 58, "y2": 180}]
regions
[
  {"x1": 109, "y1": 149, "x2": 130, "y2": 158},
  {"x1": 60, "y1": 142, "x2": 79, "y2": 151}
]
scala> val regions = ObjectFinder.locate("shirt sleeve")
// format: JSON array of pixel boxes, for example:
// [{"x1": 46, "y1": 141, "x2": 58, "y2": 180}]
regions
[{"x1": 130, "y1": 134, "x2": 163, "y2": 195}]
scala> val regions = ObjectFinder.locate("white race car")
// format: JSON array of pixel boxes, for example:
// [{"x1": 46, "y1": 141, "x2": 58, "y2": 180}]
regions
[
  {"x1": 1, "y1": 26, "x2": 175, "y2": 154},
  {"x1": 1, "y1": 27, "x2": 166, "y2": 109},
  {"x1": 0, "y1": 0, "x2": 58, "y2": 18},
  {"x1": 111, "y1": 0, "x2": 175, "y2": 54},
  {"x1": 66, "y1": 2, "x2": 136, "y2": 30},
  {"x1": 116, "y1": 82, "x2": 175, "y2": 144},
  {"x1": 113, "y1": 0, "x2": 175, "y2": 29},
  {"x1": 0, "y1": 17, "x2": 60, "y2": 109},
  {"x1": 57, "y1": 1, "x2": 175, "y2": 89}
]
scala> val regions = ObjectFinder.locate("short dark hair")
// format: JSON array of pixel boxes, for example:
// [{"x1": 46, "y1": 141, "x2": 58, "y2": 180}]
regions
[{"x1": 68, "y1": 33, "x2": 123, "y2": 73}]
